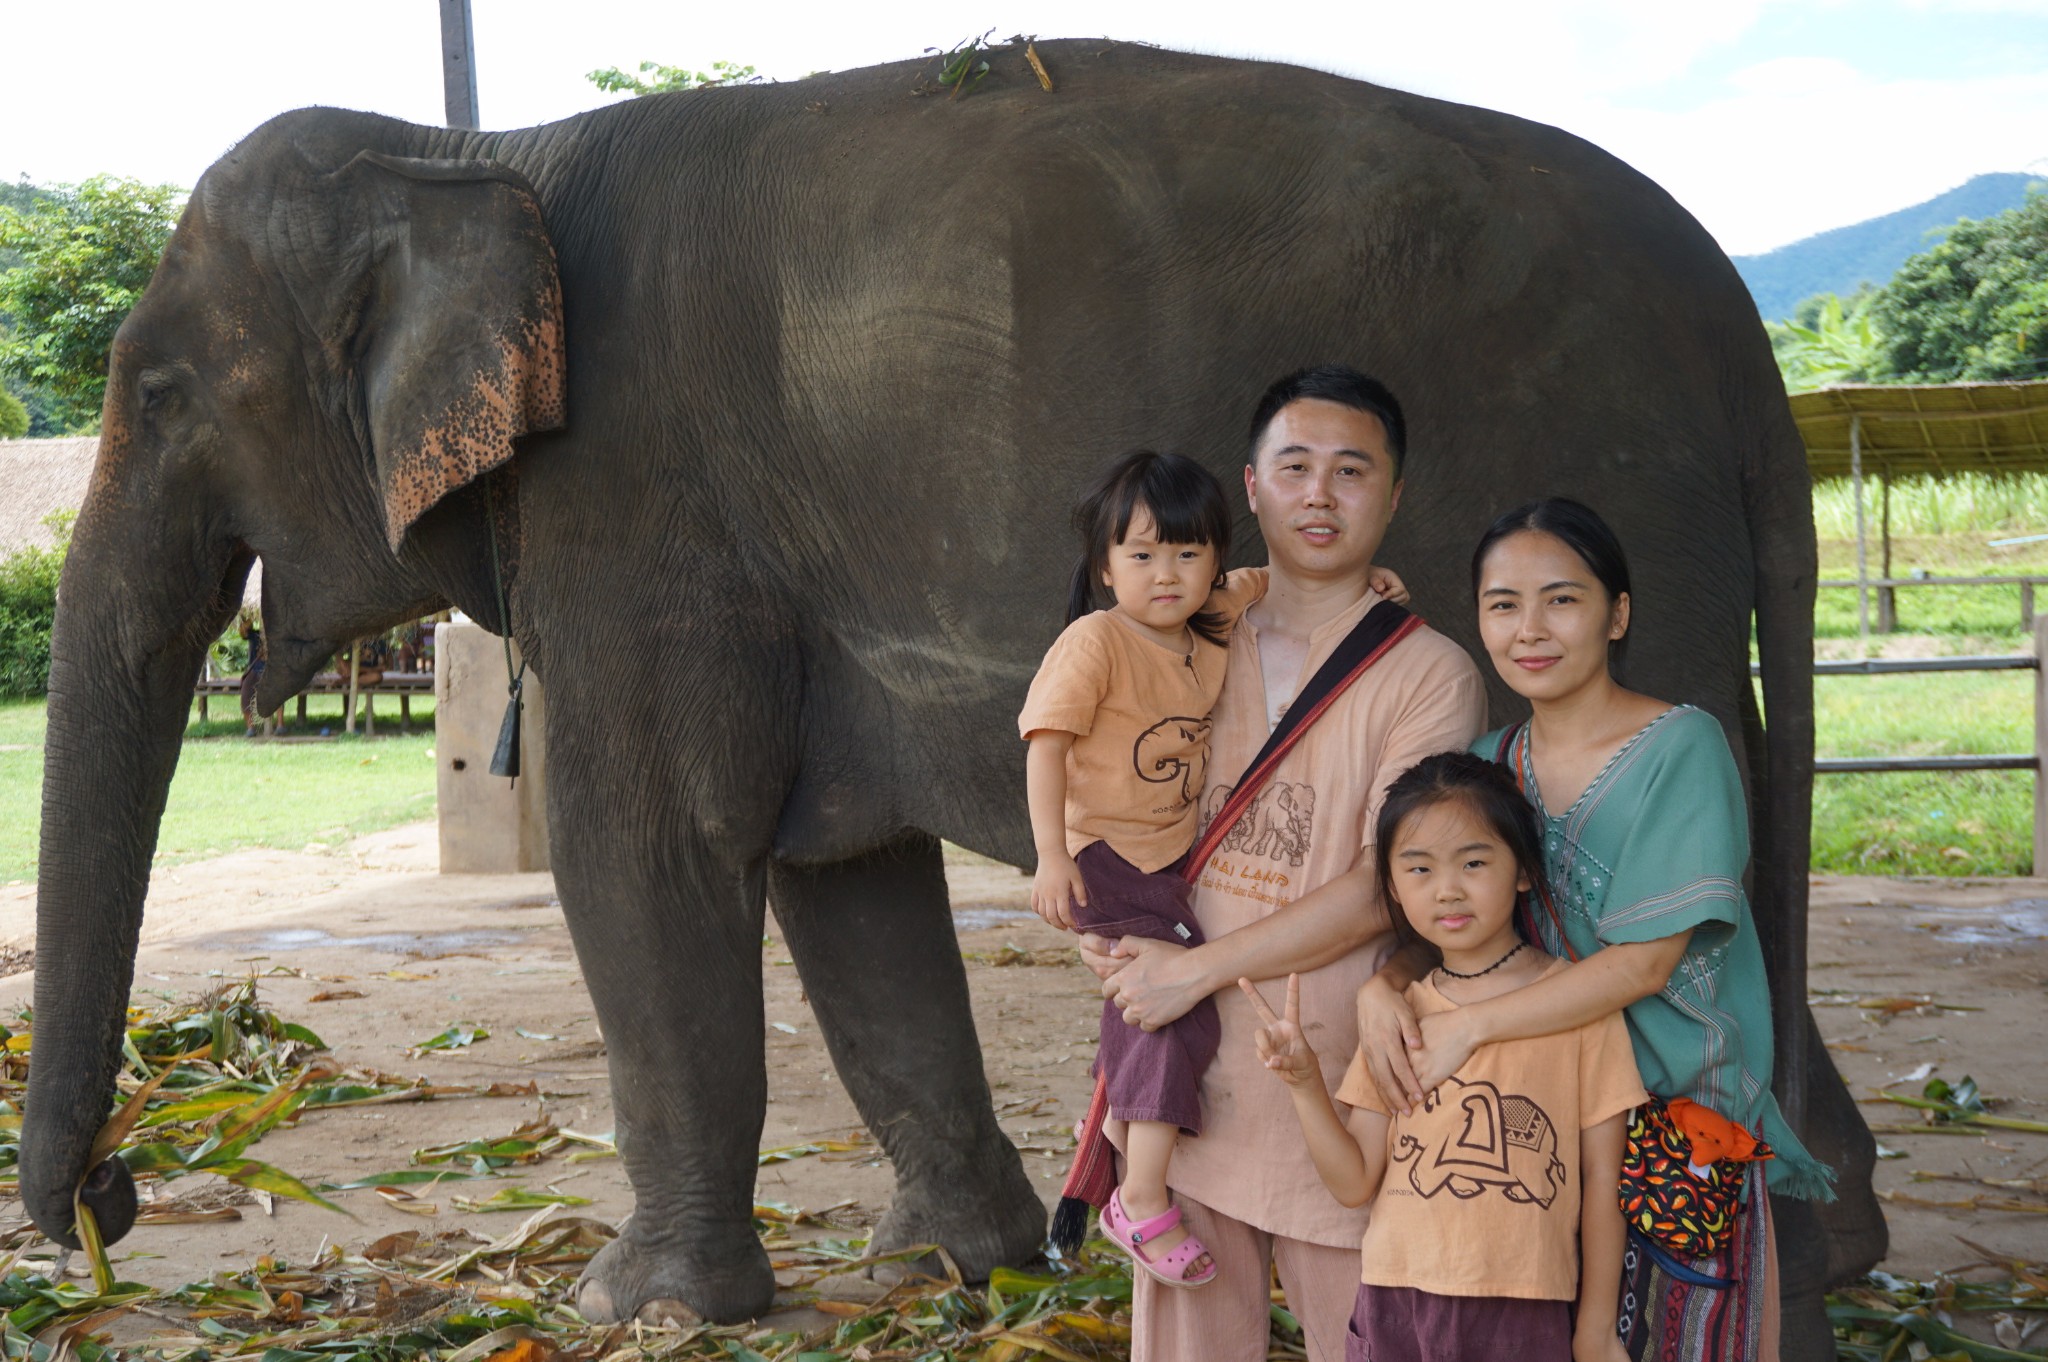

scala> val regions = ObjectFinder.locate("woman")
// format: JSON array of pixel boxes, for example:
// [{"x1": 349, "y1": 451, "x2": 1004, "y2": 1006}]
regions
[{"x1": 1354, "y1": 498, "x2": 1830, "y2": 1362}]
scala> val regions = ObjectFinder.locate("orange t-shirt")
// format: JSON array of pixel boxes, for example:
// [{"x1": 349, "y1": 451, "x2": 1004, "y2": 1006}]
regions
[
  {"x1": 1017, "y1": 569, "x2": 1266, "y2": 872},
  {"x1": 1336, "y1": 963, "x2": 1647, "y2": 1299}
]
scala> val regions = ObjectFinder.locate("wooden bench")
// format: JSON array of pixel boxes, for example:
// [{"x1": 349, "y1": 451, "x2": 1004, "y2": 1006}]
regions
[{"x1": 192, "y1": 670, "x2": 435, "y2": 734}]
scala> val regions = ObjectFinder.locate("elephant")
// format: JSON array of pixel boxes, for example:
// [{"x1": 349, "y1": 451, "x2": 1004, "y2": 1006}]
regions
[
  {"x1": 24, "y1": 39, "x2": 1881, "y2": 1352},
  {"x1": 1392, "y1": 1075, "x2": 1569, "y2": 1209},
  {"x1": 1244, "y1": 780, "x2": 1316, "y2": 865},
  {"x1": 1132, "y1": 714, "x2": 1211, "y2": 809}
]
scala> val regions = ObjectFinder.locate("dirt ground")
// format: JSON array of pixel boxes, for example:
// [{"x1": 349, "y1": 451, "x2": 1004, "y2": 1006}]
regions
[{"x1": 0, "y1": 827, "x2": 2040, "y2": 1306}]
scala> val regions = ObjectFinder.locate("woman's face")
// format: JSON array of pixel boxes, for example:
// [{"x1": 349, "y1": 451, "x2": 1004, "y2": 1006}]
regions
[{"x1": 1475, "y1": 530, "x2": 1628, "y2": 703}]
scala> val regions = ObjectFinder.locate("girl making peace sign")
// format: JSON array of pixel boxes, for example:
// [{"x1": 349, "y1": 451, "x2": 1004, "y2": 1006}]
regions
[{"x1": 1243, "y1": 752, "x2": 1645, "y2": 1362}]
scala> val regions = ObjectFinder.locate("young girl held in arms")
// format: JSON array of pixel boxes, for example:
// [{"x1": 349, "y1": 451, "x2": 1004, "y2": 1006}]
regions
[
  {"x1": 1020, "y1": 448, "x2": 1405, "y2": 1289},
  {"x1": 1242, "y1": 752, "x2": 1643, "y2": 1361}
]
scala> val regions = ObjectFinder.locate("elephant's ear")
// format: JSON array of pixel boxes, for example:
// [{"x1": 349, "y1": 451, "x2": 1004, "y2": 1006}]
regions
[{"x1": 335, "y1": 152, "x2": 566, "y2": 552}]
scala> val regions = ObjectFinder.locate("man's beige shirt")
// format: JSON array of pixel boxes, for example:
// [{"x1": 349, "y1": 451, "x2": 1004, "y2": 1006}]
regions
[{"x1": 1139, "y1": 586, "x2": 1487, "y2": 1247}]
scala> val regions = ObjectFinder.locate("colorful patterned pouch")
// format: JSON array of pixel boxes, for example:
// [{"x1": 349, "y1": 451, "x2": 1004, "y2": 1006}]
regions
[{"x1": 1619, "y1": 1096, "x2": 1773, "y2": 1257}]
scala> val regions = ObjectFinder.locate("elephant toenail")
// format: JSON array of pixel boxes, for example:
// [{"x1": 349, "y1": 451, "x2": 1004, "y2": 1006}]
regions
[
  {"x1": 576, "y1": 1279, "x2": 615, "y2": 1322},
  {"x1": 636, "y1": 1298, "x2": 701, "y2": 1327}
]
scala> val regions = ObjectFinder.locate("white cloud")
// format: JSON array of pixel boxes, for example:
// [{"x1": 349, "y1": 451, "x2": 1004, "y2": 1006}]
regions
[{"x1": 1578, "y1": 64, "x2": 2048, "y2": 253}]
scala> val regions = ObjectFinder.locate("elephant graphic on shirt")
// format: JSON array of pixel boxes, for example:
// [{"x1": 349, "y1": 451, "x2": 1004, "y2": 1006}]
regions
[
  {"x1": 1244, "y1": 781, "x2": 1315, "y2": 865},
  {"x1": 1201, "y1": 783, "x2": 1255, "y2": 853},
  {"x1": 1133, "y1": 715, "x2": 1211, "y2": 809},
  {"x1": 1392, "y1": 1074, "x2": 1567, "y2": 1209}
]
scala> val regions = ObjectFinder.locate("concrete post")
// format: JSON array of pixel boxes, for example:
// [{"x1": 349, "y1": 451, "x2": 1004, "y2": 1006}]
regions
[{"x1": 435, "y1": 622, "x2": 549, "y2": 873}]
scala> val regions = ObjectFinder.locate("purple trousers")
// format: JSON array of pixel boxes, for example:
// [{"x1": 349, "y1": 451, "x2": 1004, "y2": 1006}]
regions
[
  {"x1": 1072, "y1": 841, "x2": 1220, "y2": 1135},
  {"x1": 1345, "y1": 1284, "x2": 1572, "y2": 1362}
]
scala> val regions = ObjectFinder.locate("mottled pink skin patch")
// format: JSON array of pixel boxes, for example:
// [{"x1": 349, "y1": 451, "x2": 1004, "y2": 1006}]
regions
[{"x1": 380, "y1": 197, "x2": 567, "y2": 550}]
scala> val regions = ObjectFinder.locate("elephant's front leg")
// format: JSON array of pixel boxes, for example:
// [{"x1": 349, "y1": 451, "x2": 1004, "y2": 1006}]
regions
[
  {"x1": 558, "y1": 830, "x2": 777, "y2": 1325},
  {"x1": 769, "y1": 833, "x2": 1046, "y2": 1277}
]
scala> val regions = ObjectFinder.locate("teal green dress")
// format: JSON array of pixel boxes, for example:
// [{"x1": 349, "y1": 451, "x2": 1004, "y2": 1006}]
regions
[{"x1": 1474, "y1": 706, "x2": 1833, "y2": 1200}]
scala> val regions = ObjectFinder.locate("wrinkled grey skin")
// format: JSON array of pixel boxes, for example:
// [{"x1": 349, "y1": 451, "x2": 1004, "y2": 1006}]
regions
[{"x1": 25, "y1": 41, "x2": 1879, "y2": 1352}]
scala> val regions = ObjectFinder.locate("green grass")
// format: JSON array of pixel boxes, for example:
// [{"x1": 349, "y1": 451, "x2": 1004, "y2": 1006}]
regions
[
  {"x1": 1812, "y1": 473, "x2": 2048, "y2": 643},
  {"x1": 0, "y1": 694, "x2": 439, "y2": 884},
  {"x1": 1806, "y1": 670, "x2": 2034, "y2": 875},
  {"x1": 0, "y1": 650, "x2": 2039, "y2": 881}
]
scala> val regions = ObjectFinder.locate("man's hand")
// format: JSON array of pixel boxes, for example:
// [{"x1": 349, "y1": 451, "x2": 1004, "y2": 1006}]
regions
[
  {"x1": 1241, "y1": 975, "x2": 1317, "y2": 1086},
  {"x1": 1097, "y1": 936, "x2": 1208, "y2": 1031},
  {"x1": 1031, "y1": 852, "x2": 1087, "y2": 931},
  {"x1": 1354, "y1": 975, "x2": 1425, "y2": 1115},
  {"x1": 1076, "y1": 932, "x2": 1126, "y2": 981}
]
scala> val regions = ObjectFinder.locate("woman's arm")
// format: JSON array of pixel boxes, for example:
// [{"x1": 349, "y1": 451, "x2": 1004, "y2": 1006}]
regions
[
  {"x1": 1242, "y1": 976, "x2": 1388, "y2": 1208},
  {"x1": 1408, "y1": 931, "x2": 1692, "y2": 1094},
  {"x1": 1088, "y1": 854, "x2": 1388, "y2": 1031},
  {"x1": 1573, "y1": 1111, "x2": 1631, "y2": 1362},
  {"x1": 1025, "y1": 732, "x2": 1087, "y2": 931}
]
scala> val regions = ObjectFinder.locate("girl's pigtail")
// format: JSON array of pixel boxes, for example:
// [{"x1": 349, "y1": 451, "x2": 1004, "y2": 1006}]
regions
[{"x1": 1066, "y1": 556, "x2": 1099, "y2": 626}]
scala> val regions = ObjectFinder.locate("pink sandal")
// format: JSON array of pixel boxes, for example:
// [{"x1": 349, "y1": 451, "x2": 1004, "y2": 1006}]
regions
[{"x1": 1100, "y1": 1188, "x2": 1219, "y2": 1289}]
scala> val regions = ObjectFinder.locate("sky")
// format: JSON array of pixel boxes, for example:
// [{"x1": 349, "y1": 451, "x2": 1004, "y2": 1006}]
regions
[{"x1": 5, "y1": 0, "x2": 2046, "y2": 256}]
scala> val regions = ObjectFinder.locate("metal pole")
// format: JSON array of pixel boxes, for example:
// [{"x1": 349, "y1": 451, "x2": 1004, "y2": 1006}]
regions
[
  {"x1": 1851, "y1": 414, "x2": 1868, "y2": 646},
  {"x1": 440, "y1": 0, "x2": 480, "y2": 130}
]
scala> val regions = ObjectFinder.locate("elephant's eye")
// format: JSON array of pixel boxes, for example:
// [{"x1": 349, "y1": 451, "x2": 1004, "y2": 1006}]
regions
[{"x1": 138, "y1": 372, "x2": 176, "y2": 413}]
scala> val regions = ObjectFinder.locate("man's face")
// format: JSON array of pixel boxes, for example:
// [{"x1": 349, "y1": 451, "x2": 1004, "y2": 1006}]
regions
[{"x1": 1244, "y1": 398, "x2": 1403, "y2": 582}]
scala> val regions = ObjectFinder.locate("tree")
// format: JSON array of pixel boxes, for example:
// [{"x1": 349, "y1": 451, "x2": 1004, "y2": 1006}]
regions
[
  {"x1": 1765, "y1": 292, "x2": 1883, "y2": 391},
  {"x1": 0, "y1": 388, "x2": 26, "y2": 439},
  {"x1": 0, "y1": 176, "x2": 184, "y2": 432},
  {"x1": 0, "y1": 511, "x2": 72, "y2": 697},
  {"x1": 1868, "y1": 191, "x2": 2048, "y2": 383},
  {"x1": 586, "y1": 60, "x2": 758, "y2": 96}
]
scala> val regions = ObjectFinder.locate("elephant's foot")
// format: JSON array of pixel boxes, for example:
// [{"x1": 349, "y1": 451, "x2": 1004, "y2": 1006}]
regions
[
  {"x1": 865, "y1": 1171, "x2": 1047, "y2": 1283},
  {"x1": 575, "y1": 1223, "x2": 775, "y2": 1325}
]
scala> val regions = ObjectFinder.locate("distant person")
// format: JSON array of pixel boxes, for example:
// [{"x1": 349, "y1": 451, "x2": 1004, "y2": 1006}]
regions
[{"x1": 238, "y1": 612, "x2": 266, "y2": 737}]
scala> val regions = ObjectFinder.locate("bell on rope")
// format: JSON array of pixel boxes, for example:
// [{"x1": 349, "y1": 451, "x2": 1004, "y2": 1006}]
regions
[{"x1": 489, "y1": 676, "x2": 524, "y2": 780}]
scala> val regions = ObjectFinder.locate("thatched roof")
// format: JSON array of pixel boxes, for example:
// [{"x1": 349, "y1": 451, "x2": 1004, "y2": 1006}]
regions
[
  {"x1": 0, "y1": 436, "x2": 262, "y2": 606},
  {"x1": 1791, "y1": 381, "x2": 2048, "y2": 480},
  {"x1": 0, "y1": 436, "x2": 95, "y2": 551}
]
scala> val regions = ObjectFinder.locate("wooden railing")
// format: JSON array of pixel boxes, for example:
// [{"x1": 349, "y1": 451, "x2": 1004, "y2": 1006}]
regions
[
  {"x1": 1817, "y1": 573, "x2": 2048, "y2": 633},
  {"x1": 1756, "y1": 616, "x2": 2048, "y2": 869}
]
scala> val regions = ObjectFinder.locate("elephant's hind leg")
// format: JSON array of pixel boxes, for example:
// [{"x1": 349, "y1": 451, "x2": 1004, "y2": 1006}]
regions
[{"x1": 769, "y1": 833, "x2": 1046, "y2": 1278}]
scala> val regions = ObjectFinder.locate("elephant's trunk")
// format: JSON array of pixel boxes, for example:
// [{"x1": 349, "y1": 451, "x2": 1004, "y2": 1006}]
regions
[{"x1": 20, "y1": 467, "x2": 248, "y2": 1248}]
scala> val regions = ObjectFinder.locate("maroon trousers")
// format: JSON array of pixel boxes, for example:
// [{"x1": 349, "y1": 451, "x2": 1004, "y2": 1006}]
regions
[
  {"x1": 1346, "y1": 1284, "x2": 1573, "y2": 1362},
  {"x1": 1071, "y1": 841, "x2": 1220, "y2": 1134}
]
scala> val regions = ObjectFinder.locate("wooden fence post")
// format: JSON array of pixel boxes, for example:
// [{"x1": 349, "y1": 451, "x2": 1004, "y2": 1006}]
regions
[
  {"x1": 2035, "y1": 615, "x2": 2048, "y2": 877},
  {"x1": 344, "y1": 641, "x2": 361, "y2": 736},
  {"x1": 2023, "y1": 580, "x2": 2036, "y2": 631}
]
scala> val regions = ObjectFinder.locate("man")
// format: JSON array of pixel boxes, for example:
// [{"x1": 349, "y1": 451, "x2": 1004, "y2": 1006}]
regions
[{"x1": 1081, "y1": 365, "x2": 1486, "y2": 1361}]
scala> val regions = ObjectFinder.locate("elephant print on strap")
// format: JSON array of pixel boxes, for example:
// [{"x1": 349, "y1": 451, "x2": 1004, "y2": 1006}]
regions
[{"x1": 1393, "y1": 1075, "x2": 1568, "y2": 1209}]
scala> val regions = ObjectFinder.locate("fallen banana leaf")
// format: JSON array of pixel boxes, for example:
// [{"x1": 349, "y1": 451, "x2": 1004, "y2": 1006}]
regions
[{"x1": 451, "y1": 1187, "x2": 592, "y2": 1213}]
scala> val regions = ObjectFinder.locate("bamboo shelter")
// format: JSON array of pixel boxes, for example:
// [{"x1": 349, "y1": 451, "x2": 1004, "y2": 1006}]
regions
[{"x1": 1789, "y1": 381, "x2": 2048, "y2": 640}]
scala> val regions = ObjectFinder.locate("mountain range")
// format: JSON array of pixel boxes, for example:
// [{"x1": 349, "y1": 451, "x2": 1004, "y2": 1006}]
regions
[{"x1": 1732, "y1": 172, "x2": 2041, "y2": 321}]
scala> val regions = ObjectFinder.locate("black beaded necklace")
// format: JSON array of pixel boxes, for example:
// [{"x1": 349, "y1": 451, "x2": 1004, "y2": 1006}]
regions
[{"x1": 1435, "y1": 939, "x2": 1527, "y2": 981}]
